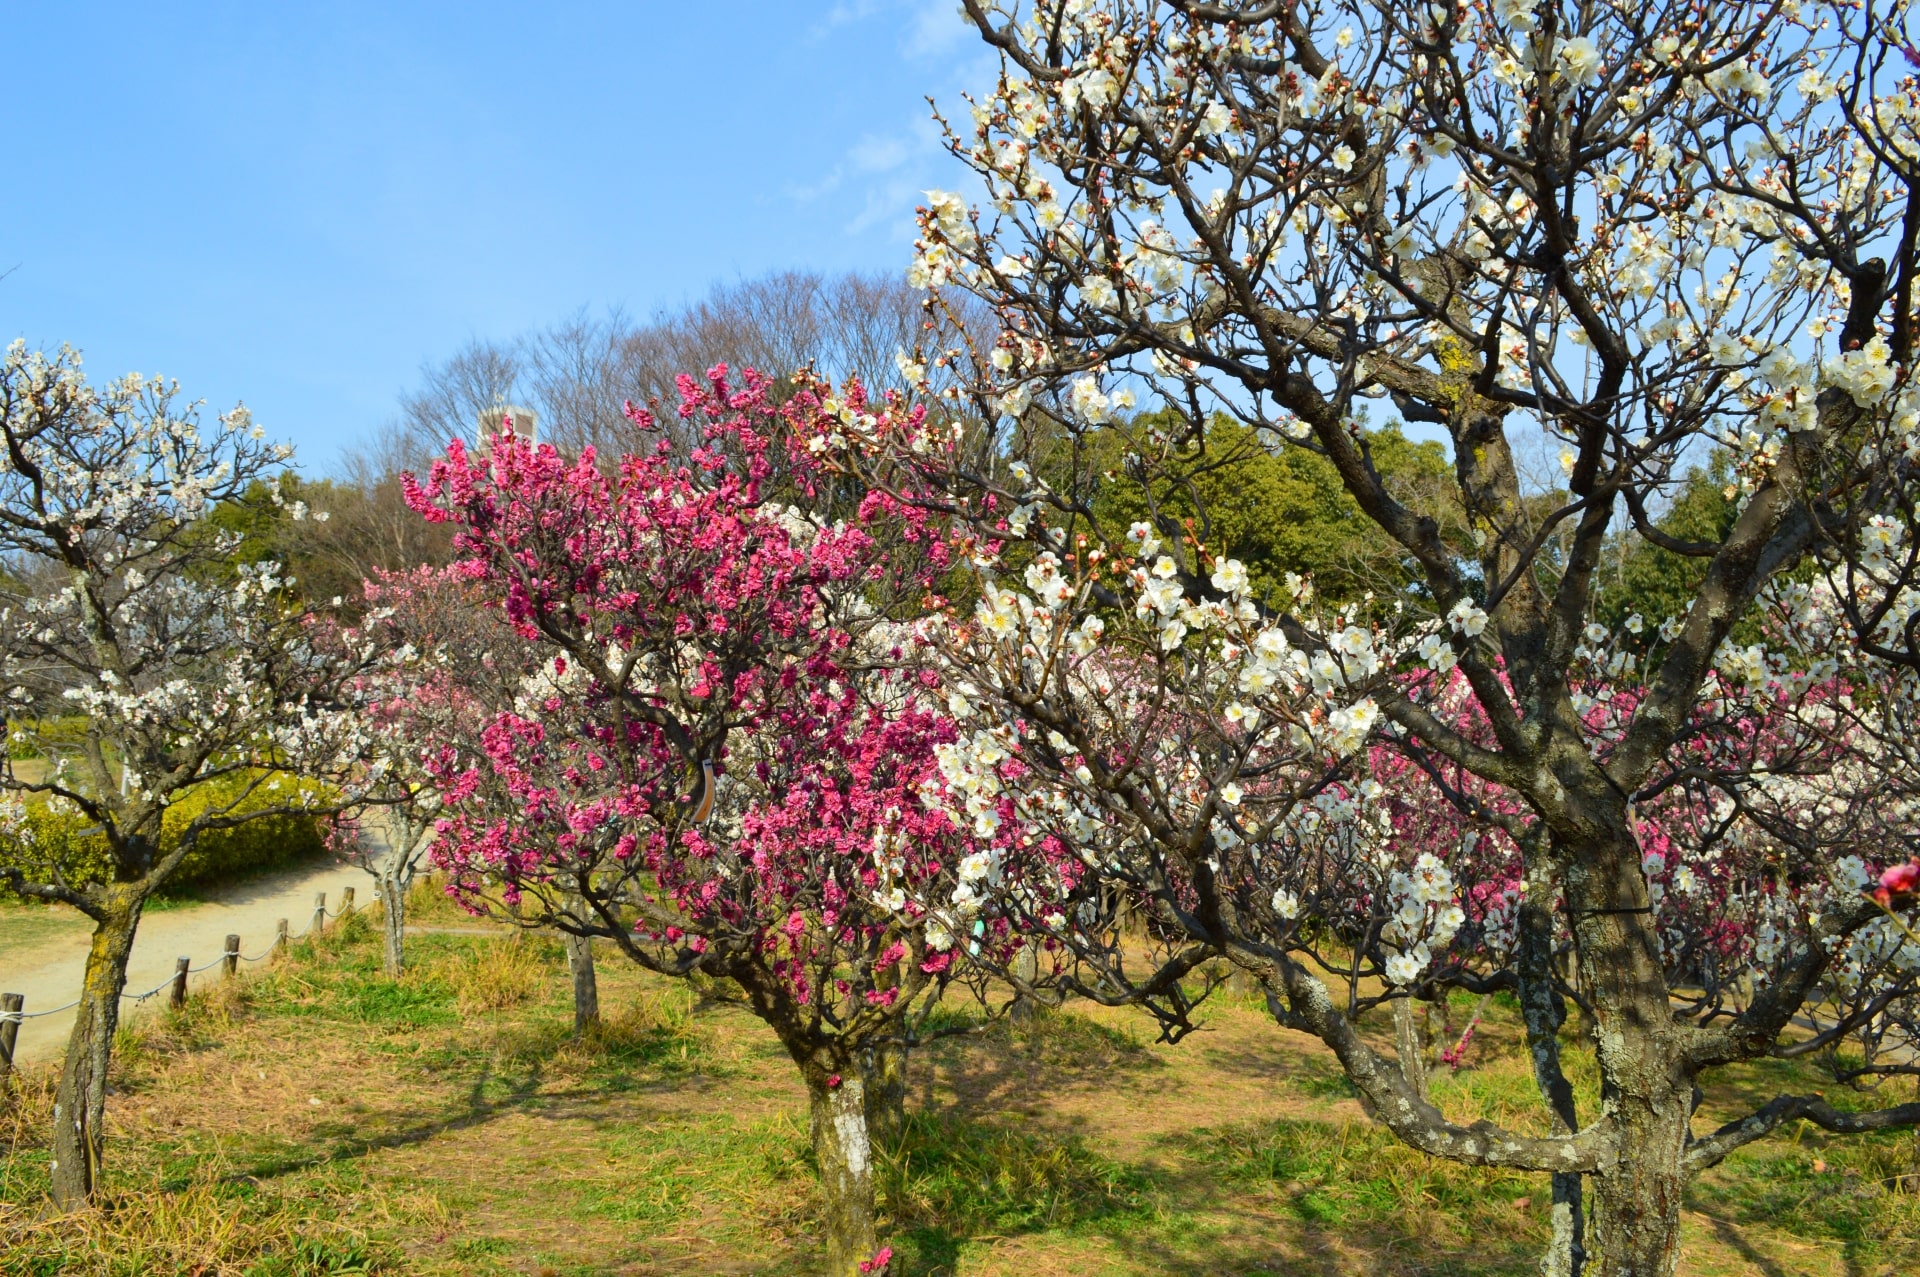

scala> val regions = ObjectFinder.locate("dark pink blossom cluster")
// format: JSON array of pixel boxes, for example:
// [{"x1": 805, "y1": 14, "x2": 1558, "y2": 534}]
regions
[
  {"x1": 400, "y1": 368, "x2": 996, "y2": 1006},
  {"x1": 1875, "y1": 860, "x2": 1920, "y2": 907}
]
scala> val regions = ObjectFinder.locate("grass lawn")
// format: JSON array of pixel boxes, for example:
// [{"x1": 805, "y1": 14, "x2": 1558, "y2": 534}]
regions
[{"x1": 2, "y1": 897, "x2": 1916, "y2": 1276}]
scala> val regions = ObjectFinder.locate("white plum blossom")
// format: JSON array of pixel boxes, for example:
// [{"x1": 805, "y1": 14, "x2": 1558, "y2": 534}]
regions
[
  {"x1": 1384, "y1": 946, "x2": 1432, "y2": 987},
  {"x1": 1139, "y1": 574, "x2": 1184, "y2": 617},
  {"x1": 1197, "y1": 101, "x2": 1233, "y2": 136},
  {"x1": 1070, "y1": 376, "x2": 1112, "y2": 423},
  {"x1": 1210, "y1": 558, "x2": 1250, "y2": 597},
  {"x1": 1494, "y1": 0, "x2": 1539, "y2": 31},
  {"x1": 1067, "y1": 614, "x2": 1106, "y2": 657},
  {"x1": 1418, "y1": 632, "x2": 1458, "y2": 672},
  {"x1": 1557, "y1": 37, "x2": 1604, "y2": 87},
  {"x1": 1827, "y1": 336, "x2": 1898, "y2": 406},
  {"x1": 1447, "y1": 599, "x2": 1489, "y2": 637}
]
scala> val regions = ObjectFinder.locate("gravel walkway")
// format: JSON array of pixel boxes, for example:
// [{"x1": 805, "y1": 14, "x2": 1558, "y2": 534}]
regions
[{"x1": 1, "y1": 859, "x2": 377, "y2": 1067}]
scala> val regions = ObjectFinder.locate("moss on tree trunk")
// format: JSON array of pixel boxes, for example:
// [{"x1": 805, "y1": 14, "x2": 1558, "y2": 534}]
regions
[
  {"x1": 808, "y1": 1071, "x2": 879, "y2": 1276},
  {"x1": 50, "y1": 889, "x2": 143, "y2": 1208}
]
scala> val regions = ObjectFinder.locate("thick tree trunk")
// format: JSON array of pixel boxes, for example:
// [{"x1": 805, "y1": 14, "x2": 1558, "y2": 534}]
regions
[
  {"x1": 1584, "y1": 1101, "x2": 1690, "y2": 1277},
  {"x1": 50, "y1": 890, "x2": 143, "y2": 1208},
  {"x1": 808, "y1": 1072, "x2": 880, "y2": 1276},
  {"x1": 1564, "y1": 834, "x2": 1691, "y2": 1277},
  {"x1": 378, "y1": 868, "x2": 407, "y2": 978},
  {"x1": 863, "y1": 1040, "x2": 908, "y2": 1148},
  {"x1": 1008, "y1": 943, "x2": 1039, "y2": 1023},
  {"x1": 1520, "y1": 858, "x2": 1586, "y2": 1277},
  {"x1": 1392, "y1": 995, "x2": 1430, "y2": 1102},
  {"x1": 1427, "y1": 989, "x2": 1453, "y2": 1051},
  {"x1": 566, "y1": 932, "x2": 599, "y2": 1035}
]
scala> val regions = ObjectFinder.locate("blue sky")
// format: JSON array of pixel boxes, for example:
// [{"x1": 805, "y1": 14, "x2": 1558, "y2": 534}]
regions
[{"x1": 0, "y1": 2, "x2": 990, "y2": 470}]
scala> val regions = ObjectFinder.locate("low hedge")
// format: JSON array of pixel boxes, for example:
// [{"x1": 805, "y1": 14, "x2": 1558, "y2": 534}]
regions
[
  {"x1": 1, "y1": 771, "x2": 331, "y2": 900},
  {"x1": 6, "y1": 716, "x2": 93, "y2": 761}
]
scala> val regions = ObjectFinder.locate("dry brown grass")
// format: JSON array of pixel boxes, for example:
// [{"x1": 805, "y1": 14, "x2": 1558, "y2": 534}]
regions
[
  {"x1": 421, "y1": 932, "x2": 546, "y2": 1016},
  {"x1": 3, "y1": 922, "x2": 1916, "y2": 1276},
  {"x1": 0, "y1": 1172, "x2": 381, "y2": 1276},
  {"x1": 0, "y1": 1065, "x2": 55, "y2": 1161}
]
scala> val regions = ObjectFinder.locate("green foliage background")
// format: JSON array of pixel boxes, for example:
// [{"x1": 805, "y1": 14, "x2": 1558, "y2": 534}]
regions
[
  {"x1": 1034, "y1": 412, "x2": 1458, "y2": 605},
  {"x1": 1, "y1": 771, "x2": 329, "y2": 900}
]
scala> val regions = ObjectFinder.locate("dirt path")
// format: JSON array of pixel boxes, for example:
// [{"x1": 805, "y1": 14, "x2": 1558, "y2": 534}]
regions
[{"x1": 0, "y1": 858, "x2": 377, "y2": 1067}]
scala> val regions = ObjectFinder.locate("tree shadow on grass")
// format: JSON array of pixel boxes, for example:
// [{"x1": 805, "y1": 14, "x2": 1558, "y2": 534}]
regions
[
  {"x1": 877, "y1": 1106, "x2": 1157, "y2": 1276},
  {"x1": 202, "y1": 994, "x2": 723, "y2": 1186},
  {"x1": 911, "y1": 1001, "x2": 1163, "y2": 1122},
  {"x1": 199, "y1": 1053, "x2": 553, "y2": 1189},
  {"x1": 880, "y1": 1090, "x2": 1556, "y2": 1277},
  {"x1": 1696, "y1": 1209, "x2": 1808, "y2": 1277}
]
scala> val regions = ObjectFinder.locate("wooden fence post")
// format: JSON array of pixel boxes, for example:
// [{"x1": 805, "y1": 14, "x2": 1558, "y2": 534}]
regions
[
  {"x1": 276, "y1": 918, "x2": 290, "y2": 956},
  {"x1": 339, "y1": 886, "x2": 356, "y2": 918},
  {"x1": 170, "y1": 956, "x2": 190, "y2": 1010},
  {"x1": 0, "y1": 992, "x2": 22, "y2": 1089},
  {"x1": 223, "y1": 934, "x2": 240, "y2": 979},
  {"x1": 312, "y1": 893, "x2": 327, "y2": 937}
]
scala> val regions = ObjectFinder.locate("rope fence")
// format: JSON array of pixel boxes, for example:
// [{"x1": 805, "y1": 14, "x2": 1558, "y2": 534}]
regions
[
  {"x1": 1, "y1": 997, "x2": 82, "y2": 1022},
  {"x1": 1, "y1": 885, "x2": 363, "y2": 1082}
]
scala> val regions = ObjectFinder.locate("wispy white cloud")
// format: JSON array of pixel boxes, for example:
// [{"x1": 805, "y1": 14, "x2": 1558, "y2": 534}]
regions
[
  {"x1": 807, "y1": 0, "x2": 973, "y2": 60},
  {"x1": 850, "y1": 134, "x2": 912, "y2": 173},
  {"x1": 904, "y1": 0, "x2": 972, "y2": 57},
  {"x1": 786, "y1": 127, "x2": 918, "y2": 206},
  {"x1": 842, "y1": 116, "x2": 960, "y2": 243},
  {"x1": 845, "y1": 177, "x2": 928, "y2": 240},
  {"x1": 807, "y1": 0, "x2": 887, "y2": 43},
  {"x1": 790, "y1": 4, "x2": 995, "y2": 249}
]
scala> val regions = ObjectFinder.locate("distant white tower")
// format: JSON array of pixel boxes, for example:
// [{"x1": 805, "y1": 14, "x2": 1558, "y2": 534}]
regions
[{"x1": 476, "y1": 405, "x2": 539, "y2": 448}]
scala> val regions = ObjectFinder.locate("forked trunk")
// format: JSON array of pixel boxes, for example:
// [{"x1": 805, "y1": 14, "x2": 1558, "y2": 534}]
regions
[
  {"x1": 50, "y1": 890, "x2": 143, "y2": 1208},
  {"x1": 1392, "y1": 995, "x2": 1430, "y2": 1102},
  {"x1": 1584, "y1": 1098, "x2": 1690, "y2": 1277},
  {"x1": 863, "y1": 1039, "x2": 908, "y2": 1148},
  {"x1": 566, "y1": 932, "x2": 600, "y2": 1035},
  {"x1": 1564, "y1": 833, "x2": 1691, "y2": 1277},
  {"x1": 808, "y1": 1071, "x2": 880, "y2": 1276},
  {"x1": 378, "y1": 868, "x2": 408, "y2": 977}
]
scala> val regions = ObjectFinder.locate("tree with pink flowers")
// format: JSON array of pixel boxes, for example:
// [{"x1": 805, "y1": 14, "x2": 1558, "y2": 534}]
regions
[
  {"x1": 828, "y1": 379, "x2": 1920, "y2": 1277},
  {"x1": 402, "y1": 371, "x2": 1012, "y2": 1275},
  {"x1": 806, "y1": 4, "x2": 1920, "y2": 1272}
]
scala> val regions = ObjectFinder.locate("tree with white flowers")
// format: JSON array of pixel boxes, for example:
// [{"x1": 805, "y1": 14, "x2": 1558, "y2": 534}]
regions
[
  {"x1": 0, "y1": 343, "x2": 375, "y2": 1208},
  {"x1": 826, "y1": 3, "x2": 1920, "y2": 1273},
  {"x1": 328, "y1": 566, "x2": 525, "y2": 980}
]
